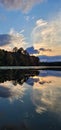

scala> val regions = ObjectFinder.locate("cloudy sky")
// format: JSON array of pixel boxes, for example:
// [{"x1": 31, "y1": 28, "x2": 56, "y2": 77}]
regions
[{"x1": 0, "y1": 0, "x2": 61, "y2": 55}]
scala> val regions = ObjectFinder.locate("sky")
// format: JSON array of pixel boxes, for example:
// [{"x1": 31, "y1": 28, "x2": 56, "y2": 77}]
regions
[{"x1": 0, "y1": 0, "x2": 61, "y2": 56}]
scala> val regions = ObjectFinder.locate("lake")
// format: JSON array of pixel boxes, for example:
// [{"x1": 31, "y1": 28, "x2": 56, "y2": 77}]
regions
[{"x1": 0, "y1": 69, "x2": 61, "y2": 130}]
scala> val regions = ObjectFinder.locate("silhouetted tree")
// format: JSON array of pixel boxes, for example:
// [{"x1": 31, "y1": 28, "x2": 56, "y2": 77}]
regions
[
  {"x1": 13, "y1": 47, "x2": 18, "y2": 52},
  {"x1": 0, "y1": 48, "x2": 40, "y2": 66}
]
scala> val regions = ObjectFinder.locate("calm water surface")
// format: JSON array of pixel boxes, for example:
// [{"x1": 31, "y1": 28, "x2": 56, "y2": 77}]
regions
[{"x1": 0, "y1": 69, "x2": 61, "y2": 130}]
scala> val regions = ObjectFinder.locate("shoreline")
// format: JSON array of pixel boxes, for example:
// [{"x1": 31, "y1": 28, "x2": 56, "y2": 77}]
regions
[{"x1": 0, "y1": 66, "x2": 61, "y2": 70}]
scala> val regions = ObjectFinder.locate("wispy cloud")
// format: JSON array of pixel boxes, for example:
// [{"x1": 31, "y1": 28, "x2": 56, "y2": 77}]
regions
[
  {"x1": 31, "y1": 19, "x2": 48, "y2": 44},
  {"x1": 36, "y1": 19, "x2": 48, "y2": 27},
  {"x1": 25, "y1": 15, "x2": 35, "y2": 22},
  {"x1": 0, "y1": 28, "x2": 28, "y2": 51},
  {"x1": 25, "y1": 16, "x2": 30, "y2": 21},
  {"x1": 0, "y1": 0, "x2": 45, "y2": 13},
  {"x1": 31, "y1": 12, "x2": 61, "y2": 49},
  {"x1": 20, "y1": 29, "x2": 25, "y2": 33}
]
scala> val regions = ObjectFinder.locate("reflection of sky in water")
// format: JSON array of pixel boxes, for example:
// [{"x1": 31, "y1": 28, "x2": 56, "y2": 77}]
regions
[
  {"x1": 32, "y1": 76, "x2": 61, "y2": 115},
  {"x1": 0, "y1": 81, "x2": 28, "y2": 102},
  {"x1": 0, "y1": 71, "x2": 61, "y2": 129}
]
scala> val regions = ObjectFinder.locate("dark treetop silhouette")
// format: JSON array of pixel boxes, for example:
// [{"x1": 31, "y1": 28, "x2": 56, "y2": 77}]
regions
[
  {"x1": 0, "y1": 47, "x2": 61, "y2": 67},
  {"x1": 0, "y1": 47, "x2": 39, "y2": 66}
]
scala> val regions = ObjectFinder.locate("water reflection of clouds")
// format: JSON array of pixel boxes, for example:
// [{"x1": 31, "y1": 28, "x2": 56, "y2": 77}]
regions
[
  {"x1": 26, "y1": 78, "x2": 39, "y2": 86},
  {"x1": 31, "y1": 76, "x2": 61, "y2": 116},
  {"x1": 0, "y1": 81, "x2": 28, "y2": 102},
  {"x1": 0, "y1": 71, "x2": 61, "y2": 117},
  {"x1": 26, "y1": 75, "x2": 52, "y2": 86},
  {"x1": 39, "y1": 70, "x2": 61, "y2": 77},
  {"x1": 0, "y1": 85, "x2": 12, "y2": 98}
]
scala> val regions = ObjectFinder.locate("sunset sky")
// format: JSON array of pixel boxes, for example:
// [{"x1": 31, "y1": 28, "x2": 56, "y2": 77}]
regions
[{"x1": 0, "y1": 0, "x2": 61, "y2": 56}]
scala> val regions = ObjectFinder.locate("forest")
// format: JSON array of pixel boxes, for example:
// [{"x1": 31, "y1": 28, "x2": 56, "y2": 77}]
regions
[
  {"x1": 0, "y1": 47, "x2": 39, "y2": 66},
  {"x1": 0, "y1": 47, "x2": 61, "y2": 67}
]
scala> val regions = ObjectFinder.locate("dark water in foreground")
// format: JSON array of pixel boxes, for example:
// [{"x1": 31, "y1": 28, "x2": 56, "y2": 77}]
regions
[{"x1": 0, "y1": 69, "x2": 61, "y2": 130}]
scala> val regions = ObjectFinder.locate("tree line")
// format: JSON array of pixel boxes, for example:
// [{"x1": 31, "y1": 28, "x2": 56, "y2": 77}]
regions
[{"x1": 0, "y1": 47, "x2": 39, "y2": 66}]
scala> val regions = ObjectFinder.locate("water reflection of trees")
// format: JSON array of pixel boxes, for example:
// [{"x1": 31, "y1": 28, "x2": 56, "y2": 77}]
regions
[
  {"x1": 1, "y1": 123, "x2": 29, "y2": 130},
  {"x1": 0, "y1": 69, "x2": 39, "y2": 85}
]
